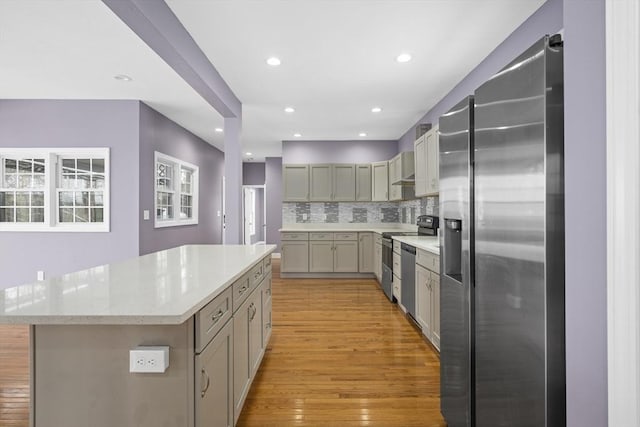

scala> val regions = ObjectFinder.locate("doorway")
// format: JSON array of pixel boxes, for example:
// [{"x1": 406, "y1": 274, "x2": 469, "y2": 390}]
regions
[{"x1": 242, "y1": 185, "x2": 266, "y2": 245}]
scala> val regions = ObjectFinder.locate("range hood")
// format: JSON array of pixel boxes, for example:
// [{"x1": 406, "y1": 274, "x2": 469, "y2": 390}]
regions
[{"x1": 391, "y1": 151, "x2": 415, "y2": 185}]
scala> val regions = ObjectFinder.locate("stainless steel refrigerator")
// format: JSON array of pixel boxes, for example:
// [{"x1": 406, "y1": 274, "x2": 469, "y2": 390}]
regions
[{"x1": 439, "y1": 34, "x2": 565, "y2": 427}]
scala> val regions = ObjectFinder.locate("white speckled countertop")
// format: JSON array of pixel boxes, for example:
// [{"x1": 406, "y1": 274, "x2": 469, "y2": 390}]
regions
[
  {"x1": 392, "y1": 236, "x2": 440, "y2": 255},
  {"x1": 0, "y1": 244, "x2": 275, "y2": 325}
]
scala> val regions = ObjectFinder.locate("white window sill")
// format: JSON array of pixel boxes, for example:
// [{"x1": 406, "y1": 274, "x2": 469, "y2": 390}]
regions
[
  {"x1": 154, "y1": 219, "x2": 198, "y2": 228},
  {"x1": 0, "y1": 224, "x2": 110, "y2": 232}
]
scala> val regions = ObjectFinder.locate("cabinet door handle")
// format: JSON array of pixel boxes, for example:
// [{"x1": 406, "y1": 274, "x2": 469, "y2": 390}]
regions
[
  {"x1": 201, "y1": 368, "x2": 210, "y2": 398},
  {"x1": 211, "y1": 308, "x2": 225, "y2": 324},
  {"x1": 249, "y1": 303, "x2": 257, "y2": 321}
]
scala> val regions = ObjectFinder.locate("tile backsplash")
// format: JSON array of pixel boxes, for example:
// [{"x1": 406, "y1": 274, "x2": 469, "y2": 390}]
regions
[{"x1": 283, "y1": 196, "x2": 439, "y2": 225}]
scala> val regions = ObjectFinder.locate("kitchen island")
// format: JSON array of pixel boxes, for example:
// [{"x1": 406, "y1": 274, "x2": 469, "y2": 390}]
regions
[{"x1": 0, "y1": 244, "x2": 276, "y2": 427}]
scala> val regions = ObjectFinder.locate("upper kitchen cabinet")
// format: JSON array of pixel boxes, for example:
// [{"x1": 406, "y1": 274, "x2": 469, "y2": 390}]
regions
[
  {"x1": 310, "y1": 164, "x2": 356, "y2": 201},
  {"x1": 355, "y1": 164, "x2": 372, "y2": 202},
  {"x1": 371, "y1": 161, "x2": 389, "y2": 201},
  {"x1": 426, "y1": 126, "x2": 440, "y2": 195},
  {"x1": 283, "y1": 164, "x2": 310, "y2": 201},
  {"x1": 414, "y1": 135, "x2": 427, "y2": 197},
  {"x1": 414, "y1": 126, "x2": 440, "y2": 196},
  {"x1": 309, "y1": 164, "x2": 333, "y2": 201},
  {"x1": 333, "y1": 164, "x2": 356, "y2": 201},
  {"x1": 389, "y1": 152, "x2": 416, "y2": 201}
]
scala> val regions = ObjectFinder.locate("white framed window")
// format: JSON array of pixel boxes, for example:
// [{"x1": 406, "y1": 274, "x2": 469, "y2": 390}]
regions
[
  {"x1": 0, "y1": 148, "x2": 110, "y2": 232},
  {"x1": 154, "y1": 151, "x2": 198, "y2": 228}
]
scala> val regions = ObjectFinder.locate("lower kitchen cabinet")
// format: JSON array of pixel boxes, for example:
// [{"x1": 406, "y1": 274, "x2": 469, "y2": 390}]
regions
[
  {"x1": 262, "y1": 274, "x2": 272, "y2": 347},
  {"x1": 334, "y1": 241, "x2": 358, "y2": 272},
  {"x1": 358, "y1": 232, "x2": 374, "y2": 273},
  {"x1": 416, "y1": 250, "x2": 440, "y2": 350},
  {"x1": 233, "y1": 282, "x2": 265, "y2": 424},
  {"x1": 195, "y1": 319, "x2": 234, "y2": 427},
  {"x1": 281, "y1": 240, "x2": 309, "y2": 272},
  {"x1": 374, "y1": 239, "x2": 382, "y2": 282},
  {"x1": 309, "y1": 241, "x2": 334, "y2": 272}
]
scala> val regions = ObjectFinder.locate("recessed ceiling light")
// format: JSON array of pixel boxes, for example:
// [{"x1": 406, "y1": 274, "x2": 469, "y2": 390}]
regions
[
  {"x1": 266, "y1": 57, "x2": 281, "y2": 66},
  {"x1": 245, "y1": 152, "x2": 253, "y2": 156},
  {"x1": 371, "y1": 107, "x2": 382, "y2": 113},
  {"x1": 215, "y1": 127, "x2": 223, "y2": 133},
  {"x1": 293, "y1": 133, "x2": 302, "y2": 138},
  {"x1": 284, "y1": 107, "x2": 295, "y2": 113},
  {"x1": 114, "y1": 74, "x2": 132, "y2": 81},
  {"x1": 359, "y1": 132, "x2": 367, "y2": 137},
  {"x1": 396, "y1": 53, "x2": 412, "y2": 63}
]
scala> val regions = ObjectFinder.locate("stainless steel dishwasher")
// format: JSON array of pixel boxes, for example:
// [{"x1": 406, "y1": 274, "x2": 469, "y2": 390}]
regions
[{"x1": 400, "y1": 243, "x2": 417, "y2": 319}]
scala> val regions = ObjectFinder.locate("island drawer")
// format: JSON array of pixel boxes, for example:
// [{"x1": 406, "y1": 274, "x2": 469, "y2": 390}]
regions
[
  {"x1": 249, "y1": 261, "x2": 265, "y2": 289},
  {"x1": 195, "y1": 286, "x2": 233, "y2": 353},
  {"x1": 333, "y1": 232, "x2": 357, "y2": 241},
  {"x1": 309, "y1": 232, "x2": 333, "y2": 240},
  {"x1": 232, "y1": 274, "x2": 252, "y2": 312},
  {"x1": 417, "y1": 249, "x2": 440, "y2": 273},
  {"x1": 263, "y1": 255, "x2": 272, "y2": 274},
  {"x1": 281, "y1": 232, "x2": 309, "y2": 241}
]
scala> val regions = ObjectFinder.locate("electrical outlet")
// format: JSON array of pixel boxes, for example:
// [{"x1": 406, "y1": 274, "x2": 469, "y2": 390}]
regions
[
  {"x1": 143, "y1": 210, "x2": 150, "y2": 220},
  {"x1": 129, "y1": 346, "x2": 169, "y2": 373}
]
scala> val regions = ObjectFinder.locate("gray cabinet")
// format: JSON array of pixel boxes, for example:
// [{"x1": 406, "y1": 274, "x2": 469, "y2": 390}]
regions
[
  {"x1": 371, "y1": 161, "x2": 389, "y2": 201},
  {"x1": 355, "y1": 164, "x2": 372, "y2": 201},
  {"x1": 233, "y1": 281, "x2": 264, "y2": 424},
  {"x1": 414, "y1": 135, "x2": 427, "y2": 197},
  {"x1": 309, "y1": 241, "x2": 334, "y2": 272},
  {"x1": 333, "y1": 164, "x2": 356, "y2": 201},
  {"x1": 388, "y1": 159, "x2": 401, "y2": 201},
  {"x1": 195, "y1": 319, "x2": 233, "y2": 427},
  {"x1": 416, "y1": 249, "x2": 440, "y2": 351},
  {"x1": 426, "y1": 126, "x2": 439, "y2": 195},
  {"x1": 308, "y1": 232, "x2": 359, "y2": 273},
  {"x1": 261, "y1": 274, "x2": 272, "y2": 347},
  {"x1": 374, "y1": 237, "x2": 382, "y2": 282},
  {"x1": 309, "y1": 164, "x2": 356, "y2": 201},
  {"x1": 281, "y1": 238, "x2": 309, "y2": 273},
  {"x1": 358, "y1": 232, "x2": 374, "y2": 273},
  {"x1": 334, "y1": 241, "x2": 358, "y2": 272},
  {"x1": 309, "y1": 164, "x2": 333, "y2": 201},
  {"x1": 283, "y1": 164, "x2": 310, "y2": 201}
]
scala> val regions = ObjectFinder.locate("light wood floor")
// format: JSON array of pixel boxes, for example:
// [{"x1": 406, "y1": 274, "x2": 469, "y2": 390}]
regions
[{"x1": 0, "y1": 259, "x2": 445, "y2": 427}]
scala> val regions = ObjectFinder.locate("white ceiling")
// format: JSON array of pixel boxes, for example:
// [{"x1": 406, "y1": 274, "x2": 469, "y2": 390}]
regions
[
  {"x1": 0, "y1": 1, "x2": 225, "y2": 150},
  {"x1": 0, "y1": 1, "x2": 546, "y2": 162},
  {"x1": 167, "y1": 0, "x2": 546, "y2": 160}
]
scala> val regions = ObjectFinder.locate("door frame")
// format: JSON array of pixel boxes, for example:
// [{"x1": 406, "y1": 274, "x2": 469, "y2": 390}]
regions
[
  {"x1": 241, "y1": 184, "x2": 266, "y2": 245},
  {"x1": 606, "y1": 0, "x2": 640, "y2": 424}
]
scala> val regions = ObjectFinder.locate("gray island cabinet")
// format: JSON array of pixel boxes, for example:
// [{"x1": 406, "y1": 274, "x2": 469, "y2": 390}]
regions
[{"x1": 0, "y1": 244, "x2": 275, "y2": 427}]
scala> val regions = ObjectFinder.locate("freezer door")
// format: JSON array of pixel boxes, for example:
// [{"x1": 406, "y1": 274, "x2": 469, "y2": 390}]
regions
[
  {"x1": 473, "y1": 35, "x2": 565, "y2": 427},
  {"x1": 439, "y1": 95, "x2": 474, "y2": 427}
]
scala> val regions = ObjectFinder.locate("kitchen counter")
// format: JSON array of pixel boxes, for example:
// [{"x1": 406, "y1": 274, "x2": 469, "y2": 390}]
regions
[
  {"x1": 392, "y1": 235, "x2": 440, "y2": 255},
  {"x1": 0, "y1": 244, "x2": 276, "y2": 325}
]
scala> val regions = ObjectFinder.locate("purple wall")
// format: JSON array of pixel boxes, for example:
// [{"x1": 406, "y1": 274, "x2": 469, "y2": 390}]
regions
[
  {"x1": 397, "y1": 0, "x2": 563, "y2": 151},
  {"x1": 265, "y1": 157, "x2": 283, "y2": 252},
  {"x1": 283, "y1": 140, "x2": 398, "y2": 164},
  {"x1": 242, "y1": 162, "x2": 265, "y2": 185},
  {"x1": 0, "y1": 100, "x2": 140, "y2": 289},
  {"x1": 563, "y1": 0, "x2": 607, "y2": 425},
  {"x1": 138, "y1": 102, "x2": 224, "y2": 255}
]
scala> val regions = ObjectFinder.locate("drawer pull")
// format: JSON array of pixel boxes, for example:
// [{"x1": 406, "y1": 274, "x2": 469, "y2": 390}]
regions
[
  {"x1": 238, "y1": 285, "x2": 248, "y2": 295},
  {"x1": 201, "y1": 368, "x2": 210, "y2": 398},
  {"x1": 210, "y1": 308, "x2": 225, "y2": 324}
]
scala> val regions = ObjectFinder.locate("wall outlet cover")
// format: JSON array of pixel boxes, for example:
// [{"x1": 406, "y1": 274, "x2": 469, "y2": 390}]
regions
[
  {"x1": 143, "y1": 210, "x2": 150, "y2": 220},
  {"x1": 129, "y1": 346, "x2": 169, "y2": 373}
]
